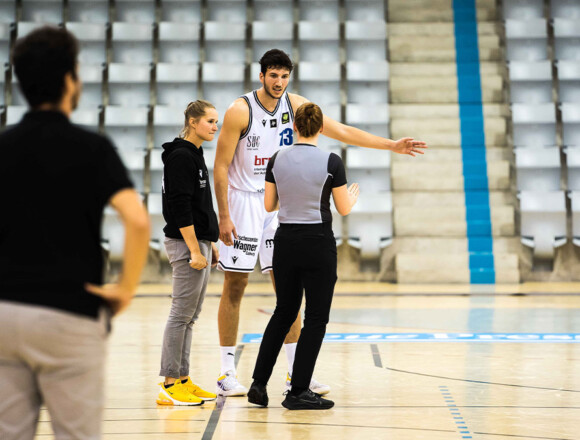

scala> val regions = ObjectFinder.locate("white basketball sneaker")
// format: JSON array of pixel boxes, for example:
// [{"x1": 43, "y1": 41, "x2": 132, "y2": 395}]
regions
[
  {"x1": 285, "y1": 372, "x2": 331, "y2": 395},
  {"x1": 216, "y1": 370, "x2": 248, "y2": 396}
]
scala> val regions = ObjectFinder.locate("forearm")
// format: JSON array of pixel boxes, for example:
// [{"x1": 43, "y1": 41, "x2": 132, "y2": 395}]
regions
[
  {"x1": 328, "y1": 123, "x2": 396, "y2": 151},
  {"x1": 214, "y1": 164, "x2": 231, "y2": 220},
  {"x1": 179, "y1": 225, "x2": 202, "y2": 255}
]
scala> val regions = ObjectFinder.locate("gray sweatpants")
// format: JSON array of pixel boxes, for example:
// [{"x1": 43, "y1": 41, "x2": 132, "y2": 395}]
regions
[
  {"x1": 160, "y1": 237, "x2": 212, "y2": 378},
  {"x1": 0, "y1": 300, "x2": 109, "y2": 440}
]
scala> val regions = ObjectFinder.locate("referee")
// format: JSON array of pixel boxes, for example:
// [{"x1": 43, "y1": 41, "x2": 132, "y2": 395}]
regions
[{"x1": 248, "y1": 102, "x2": 359, "y2": 410}]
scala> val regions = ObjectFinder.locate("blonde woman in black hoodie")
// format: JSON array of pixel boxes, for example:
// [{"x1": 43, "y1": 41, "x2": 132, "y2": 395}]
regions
[{"x1": 156, "y1": 100, "x2": 220, "y2": 406}]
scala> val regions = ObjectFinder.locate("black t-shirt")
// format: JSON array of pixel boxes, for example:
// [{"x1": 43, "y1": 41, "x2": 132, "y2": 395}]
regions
[{"x1": 0, "y1": 111, "x2": 133, "y2": 318}]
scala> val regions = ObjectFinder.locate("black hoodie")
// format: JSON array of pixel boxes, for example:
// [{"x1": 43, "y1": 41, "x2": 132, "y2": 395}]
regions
[{"x1": 161, "y1": 138, "x2": 218, "y2": 242}]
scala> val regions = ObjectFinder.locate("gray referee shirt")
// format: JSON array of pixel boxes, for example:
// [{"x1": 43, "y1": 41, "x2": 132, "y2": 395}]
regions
[{"x1": 265, "y1": 143, "x2": 347, "y2": 224}]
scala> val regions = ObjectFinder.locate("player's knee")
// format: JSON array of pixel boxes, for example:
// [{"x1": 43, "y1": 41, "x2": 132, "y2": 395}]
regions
[{"x1": 223, "y1": 273, "x2": 249, "y2": 303}]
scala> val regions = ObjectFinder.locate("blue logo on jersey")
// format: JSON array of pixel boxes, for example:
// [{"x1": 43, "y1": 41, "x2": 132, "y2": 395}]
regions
[{"x1": 278, "y1": 128, "x2": 293, "y2": 146}]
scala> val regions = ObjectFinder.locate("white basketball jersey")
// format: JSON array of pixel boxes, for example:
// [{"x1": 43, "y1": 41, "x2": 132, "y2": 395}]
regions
[{"x1": 228, "y1": 90, "x2": 295, "y2": 193}]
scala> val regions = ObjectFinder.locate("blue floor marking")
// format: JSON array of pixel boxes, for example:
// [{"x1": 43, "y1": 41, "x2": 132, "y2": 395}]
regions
[
  {"x1": 440, "y1": 386, "x2": 473, "y2": 439},
  {"x1": 242, "y1": 332, "x2": 580, "y2": 343}
]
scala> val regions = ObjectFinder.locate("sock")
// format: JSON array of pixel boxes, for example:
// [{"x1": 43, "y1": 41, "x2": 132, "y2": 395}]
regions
[
  {"x1": 220, "y1": 346, "x2": 236, "y2": 376},
  {"x1": 284, "y1": 343, "x2": 297, "y2": 376}
]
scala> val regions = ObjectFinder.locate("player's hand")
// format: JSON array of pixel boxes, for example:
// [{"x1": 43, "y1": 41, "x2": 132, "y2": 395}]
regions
[
  {"x1": 189, "y1": 251, "x2": 208, "y2": 270},
  {"x1": 85, "y1": 283, "x2": 134, "y2": 316},
  {"x1": 392, "y1": 137, "x2": 428, "y2": 157},
  {"x1": 211, "y1": 242, "x2": 219, "y2": 268},
  {"x1": 219, "y1": 217, "x2": 238, "y2": 246},
  {"x1": 347, "y1": 183, "x2": 360, "y2": 208}
]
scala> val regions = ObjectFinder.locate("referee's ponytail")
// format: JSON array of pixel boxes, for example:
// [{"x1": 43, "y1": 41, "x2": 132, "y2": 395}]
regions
[{"x1": 294, "y1": 102, "x2": 323, "y2": 138}]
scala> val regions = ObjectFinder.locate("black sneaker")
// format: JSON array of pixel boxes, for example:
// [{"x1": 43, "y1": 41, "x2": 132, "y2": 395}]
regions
[
  {"x1": 282, "y1": 389, "x2": 334, "y2": 410},
  {"x1": 247, "y1": 381, "x2": 269, "y2": 407}
]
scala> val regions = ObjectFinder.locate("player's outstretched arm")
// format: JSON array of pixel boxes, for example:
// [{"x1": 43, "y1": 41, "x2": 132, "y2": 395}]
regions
[
  {"x1": 287, "y1": 93, "x2": 428, "y2": 156},
  {"x1": 214, "y1": 99, "x2": 249, "y2": 245}
]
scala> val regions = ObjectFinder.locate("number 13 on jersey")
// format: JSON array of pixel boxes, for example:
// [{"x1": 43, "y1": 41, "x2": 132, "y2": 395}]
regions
[{"x1": 278, "y1": 128, "x2": 294, "y2": 146}]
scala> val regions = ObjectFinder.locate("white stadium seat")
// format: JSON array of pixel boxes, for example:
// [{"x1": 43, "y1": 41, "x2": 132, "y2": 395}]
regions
[
  {"x1": 114, "y1": 0, "x2": 155, "y2": 24},
  {"x1": 201, "y1": 62, "x2": 245, "y2": 129},
  {"x1": 568, "y1": 191, "x2": 580, "y2": 247},
  {"x1": 254, "y1": 0, "x2": 293, "y2": 22},
  {"x1": 117, "y1": 149, "x2": 146, "y2": 193},
  {"x1": 71, "y1": 107, "x2": 100, "y2": 132},
  {"x1": 0, "y1": 0, "x2": 16, "y2": 23},
  {"x1": 511, "y1": 103, "x2": 557, "y2": 148},
  {"x1": 298, "y1": 21, "x2": 340, "y2": 62},
  {"x1": 77, "y1": 64, "x2": 103, "y2": 108},
  {"x1": 155, "y1": 63, "x2": 199, "y2": 108},
  {"x1": 505, "y1": 19, "x2": 548, "y2": 61},
  {"x1": 298, "y1": 61, "x2": 341, "y2": 107},
  {"x1": 346, "y1": 147, "x2": 391, "y2": 192},
  {"x1": 345, "y1": 0, "x2": 386, "y2": 22},
  {"x1": 0, "y1": 23, "x2": 10, "y2": 67},
  {"x1": 160, "y1": 0, "x2": 202, "y2": 23},
  {"x1": 520, "y1": 191, "x2": 567, "y2": 259},
  {"x1": 66, "y1": 22, "x2": 107, "y2": 64},
  {"x1": 68, "y1": 0, "x2": 109, "y2": 23},
  {"x1": 298, "y1": 0, "x2": 339, "y2": 22},
  {"x1": 5, "y1": 106, "x2": 28, "y2": 127},
  {"x1": 562, "y1": 103, "x2": 580, "y2": 147},
  {"x1": 515, "y1": 147, "x2": 561, "y2": 191},
  {"x1": 158, "y1": 22, "x2": 200, "y2": 64},
  {"x1": 503, "y1": 0, "x2": 544, "y2": 19},
  {"x1": 206, "y1": 0, "x2": 247, "y2": 23},
  {"x1": 508, "y1": 60, "x2": 553, "y2": 103},
  {"x1": 111, "y1": 22, "x2": 153, "y2": 64},
  {"x1": 346, "y1": 103, "x2": 390, "y2": 138},
  {"x1": 348, "y1": 192, "x2": 393, "y2": 259},
  {"x1": 204, "y1": 21, "x2": 246, "y2": 64},
  {"x1": 21, "y1": 0, "x2": 62, "y2": 24},
  {"x1": 147, "y1": 191, "x2": 167, "y2": 257},
  {"x1": 108, "y1": 63, "x2": 152, "y2": 107},
  {"x1": 153, "y1": 105, "x2": 184, "y2": 150},
  {"x1": 252, "y1": 21, "x2": 293, "y2": 63},
  {"x1": 553, "y1": 19, "x2": 580, "y2": 61},
  {"x1": 347, "y1": 61, "x2": 389, "y2": 104},
  {"x1": 557, "y1": 60, "x2": 580, "y2": 103},
  {"x1": 345, "y1": 21, "x2": 387, "y2": 62},
  {"x1": 551, "y1": 0, "x2": 580, "y2": 19},
  {"x1": 564, "y1": 147, "x2": 580, "y2": 190},
  {"x1": 104, "y1": 106, "x2": 149, "y2": 152}
]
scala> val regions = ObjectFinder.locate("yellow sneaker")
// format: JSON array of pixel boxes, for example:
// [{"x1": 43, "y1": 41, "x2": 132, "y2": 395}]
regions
[
  {"x1": 181, "y1": 377, "x2": 217, "y2": 401},
  {"x1": 156, "y1": 381, "x2": 204, "y2": 406}
]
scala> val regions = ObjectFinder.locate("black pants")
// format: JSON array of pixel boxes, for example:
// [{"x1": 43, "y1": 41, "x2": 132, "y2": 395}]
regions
[{"x1": 252, "y1": 222, "x2": 337, "y2": 391}]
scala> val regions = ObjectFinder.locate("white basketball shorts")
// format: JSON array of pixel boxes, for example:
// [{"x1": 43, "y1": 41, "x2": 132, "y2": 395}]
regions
[{"x1": 217, "y1": 187, "x2": 278, "y2": 273}]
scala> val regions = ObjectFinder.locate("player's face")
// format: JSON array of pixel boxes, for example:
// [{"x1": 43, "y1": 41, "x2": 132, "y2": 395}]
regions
[
  {"x1": 192, "y1": 108, "x2": 219, "y2": 142},
  {"x1": 260, "y1": 68, "x2": 290, "y2": 100}
]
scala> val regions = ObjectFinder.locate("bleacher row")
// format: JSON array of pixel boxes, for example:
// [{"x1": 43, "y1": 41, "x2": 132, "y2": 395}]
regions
[
  {"x1": 504, "y1": 0, "x2": 580, "y2": 257},
  {"x1": 0, "y1": 0, "x2": 394, "y2": 262}
]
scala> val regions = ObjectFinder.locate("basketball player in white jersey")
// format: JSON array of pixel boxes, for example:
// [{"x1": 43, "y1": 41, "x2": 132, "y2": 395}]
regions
[{"x1": 214, "y1": 49, "x2": 427, "y2": 396}]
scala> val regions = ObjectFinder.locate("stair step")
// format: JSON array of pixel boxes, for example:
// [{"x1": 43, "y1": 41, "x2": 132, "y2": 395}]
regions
[
  {"x1": 392, "y1": 191, "x2": 516, "y2": 207},
  {"x1": 388, "y1": 0, "x2": 497, "y2": 23},
  {"x1": 391, "y1": 116, "x2": 506, "y2": 135},
  {"x1": 394, "y1": 237, "x2": 522, "y2": 253},
  {"x1": 394, "y1": 206, "x2": 515, "y2": 237},
  {"x1": 388, "y1": 21, "x2": 501, "y2": 37},
  {"x1": 389, "y1": 62, "x2": 506, "y2": 78},
  {"x1": 390, "y1": 129, "x2": 506, "y2": 148},
  {"x1": 396, "y1": 252, "x2": 519, "y2": 284},
  {"x1": 389, "y1": 103, "x2": 509, "y2": 119},
  {"x1": 391, "y1": 147, "x2": 511, "y2": 163}
]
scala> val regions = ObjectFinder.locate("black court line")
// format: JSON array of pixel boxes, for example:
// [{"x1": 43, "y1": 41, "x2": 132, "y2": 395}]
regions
[
  {"x1": 201, "y1": 344, "x2": 245, "y2": 440},
  {"x1": 384, "y1": 366, "x2": 580, "y2": 393},
  {"x1": 220, "y1": 419, "x2": 457, "y2": 434},
  {"x1": 371, "y1": 345, "x2": 580, "y2": 393},
  {"x1": 371, "y1": 344, "x2": 383, "y2": 368}
]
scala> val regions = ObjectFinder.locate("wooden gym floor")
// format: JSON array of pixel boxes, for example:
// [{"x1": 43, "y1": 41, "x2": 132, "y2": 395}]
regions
[{"x1": 35, "y1": 282, "x2": 580, "y2": 440}]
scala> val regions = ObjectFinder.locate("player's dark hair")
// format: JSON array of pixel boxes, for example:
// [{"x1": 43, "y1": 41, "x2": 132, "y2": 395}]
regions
[
  {"x1": 180, "y1": 100, "x2": 216, "y2": 138},
  {"x1": 259, "y1": 49, "x2": 293, "y2": 75},
  {"x1": 12, "y1": 26, "x2": 79, "y2": 108},
  {"x1": 294, "y1": 102, "x2": 323, "y2": 138}
]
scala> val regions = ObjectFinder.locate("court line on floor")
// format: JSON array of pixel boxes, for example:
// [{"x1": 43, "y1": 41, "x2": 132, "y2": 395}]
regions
[
  {"x1": 370, "y1": 345, "x2": 580, "y2": 393},
  {"x1": 200, "y1": 344, "x2": 245, "y2": 440},
  {"x1": 220, "y1": 419, "x2": 458, "y2": 434},
  {"x1": 472, "y1": 432, "x2": 574, "y2": 440}
]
